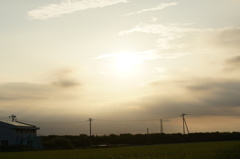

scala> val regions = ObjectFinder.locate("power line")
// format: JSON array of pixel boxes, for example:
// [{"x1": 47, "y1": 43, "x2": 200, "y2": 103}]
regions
[
  {"x1": 17, "y1": 120, "x2": 88, "y2": 125},
  {"x1": 2, "y1": 114, "x2": 240, "y2": 135},
  {"x1": 94, "y1": 119, "x2": 160, "y2": 122},
  {"x1": 188, "y1": 113, "x2": 240, "y2": 116},
  {"x1": 6, "y1": 114, "x2": 230, "y2": 125}
]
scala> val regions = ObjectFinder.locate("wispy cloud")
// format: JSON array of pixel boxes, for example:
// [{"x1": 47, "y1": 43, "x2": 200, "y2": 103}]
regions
[
  {"x1": 119, "y1": 23, "x2": 204, "y2": 36},
  {"x1": 119, "y1": 24, "x2": 240, "y2": 44},
  {"x1": 50, "y1": 68, "x2": 81, "y2": 88},
  {"x1": 136, "y1": 78, "x2": 240, "y2": 116},
  {"x1": 119, "y1": 23, "x2": 206, "y2": 51},
  {"x1": 227, "y1": 56, "x2": 240, "y2": 65},
  {"x1": 224, "y1": 55, "x2": 240, "y2": 71},
  {"x1": 0, "y1": 82, "x2": 53, "y2": 101},
  {"x1": 28, "y1": 0, "x2": 128, "y2": 20},
  {"x1": 124, "y1": 2, "x2": 178, "y2": 16},
  {"x1": 119, "y1": 23, "x2": 240, "y2": 57},
  {"x1": 206, "y1": 28, "x2": 240, "y2": 52},
  {"x1": 95, "y1": 49, "x2": 187, "y2": 62}
]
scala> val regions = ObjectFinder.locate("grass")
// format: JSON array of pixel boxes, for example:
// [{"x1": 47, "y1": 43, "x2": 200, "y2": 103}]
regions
[{"x1": 0, "y1": 141, "x2": 240, "y2": 159}]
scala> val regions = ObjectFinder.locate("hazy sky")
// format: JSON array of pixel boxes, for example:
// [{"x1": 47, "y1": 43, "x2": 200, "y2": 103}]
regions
[{"x1": 1, "y1": 0, "x2": 240, "y2": 135}]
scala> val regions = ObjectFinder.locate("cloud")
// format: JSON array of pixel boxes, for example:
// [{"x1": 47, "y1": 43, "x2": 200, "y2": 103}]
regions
[
  {"x1": 123, "y1": 2, "x2": 178, "y2": 16},
  {"x1": 126, "y1": 78, "x2": 240, "y2": 118},
  {"x1": 0, "y1": 82, "x2": 53, "y2": 101},
  {"x1": 186, "y1": 79, "x2": 240, "y2": 109},
  {"x1": 119, "y1": 23, "x2": 240, "y2": 58},
  {"x1": 95, "y1": 50, "x2": 157, "y2": 60},
  {"x1": 0, "y1": 81, "x2": 86, "y2": 133},
  {"x1": 119, "y1": 23, "x2": 202, "y2": 36},
  {"x1": 0, "y1": 80, "x2": 82, "y2": 118},
  {"x1": 0, "y1": 69, "x2": 81, "y2": 102},
  {"x1": 119, "y1": 23, "x2": 207, "y2": 51},
  {"x1": 222, "y1": 55, "x2": 240, "y2": 71},
  {"x1": 211, "y1": 28, "x2": 240, "y2": 48},
  {"x1": 200, "y1": 27, "x2": 240, "y2": 54},
  {"x1": 227, "y1": 56, "x2": 240, "y2": 65},
  {"x1": 52, "y1": 79, "x2": 80, "y2": 88},
  {"x1": 50, "y1": 68, "x2": 81, "y2": 88},
  {"x1": 28, "y1": 0, "x2": 128, "y2": 20},
  {"x1": 95, "y1": 49, "x2": 188, "y2": 62},
  {"x1": 118, "y1": 23, "x2": 206, "y2": 58}
]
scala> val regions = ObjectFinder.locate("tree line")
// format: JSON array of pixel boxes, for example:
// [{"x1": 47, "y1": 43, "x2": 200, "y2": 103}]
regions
[{"x1": 41, "y1": 132, "x2": 240, "y2": 150}]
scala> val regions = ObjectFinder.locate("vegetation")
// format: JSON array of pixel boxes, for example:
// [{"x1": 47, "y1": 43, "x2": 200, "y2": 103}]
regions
[
  {"x1": 0, "y1": 141, "x2": 239, "y2": 159},
  {"x1": 41, "y1": 132, "x2": 240, "y2": 150}
]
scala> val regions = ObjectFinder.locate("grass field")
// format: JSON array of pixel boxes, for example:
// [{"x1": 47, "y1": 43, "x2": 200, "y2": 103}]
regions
[{"x1": 0, "y1": 141, "x2": 240, "y2": 159}]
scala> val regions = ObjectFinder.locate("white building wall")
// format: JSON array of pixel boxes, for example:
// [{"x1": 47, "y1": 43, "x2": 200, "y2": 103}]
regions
[
  {"x1": 0, "y1": 124, "x2": 42, "y2": 149},
  {"x1": 0, "y1": 127, "x2": 17, "y2": 146},
  {"x1": 16, "y1": 130, "x2": 35, "y2": 145}
]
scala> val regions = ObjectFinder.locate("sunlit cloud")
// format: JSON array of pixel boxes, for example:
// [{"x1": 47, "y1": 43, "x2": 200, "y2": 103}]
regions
[
  {"x1": 95, "y1": 49, "x2": 188, "y2": 62},
  {"x1": 151, "y1": 17, "x2": 158, "y2": 23},
  {"x1": 123, "y1": 2, "x2": 178, "y2": 16},
  {"x1": 28, "y1": 0, "x2": 128, "y2": 20},
  {"x1": 119, "y1": 23, "x2": 201, "y2": 36},
  {"x1": 155, "y1": 67, "x2": 167, "y2": 73},
  {"x1": 119, "y1": 23, "x2": 240, "y2": 56},
  {"x1": 118, "y1": 23, "x2": 205, "y2": 50},
  {"x1": 95, "y1": 50, "x2": 154, "y2": 60}
]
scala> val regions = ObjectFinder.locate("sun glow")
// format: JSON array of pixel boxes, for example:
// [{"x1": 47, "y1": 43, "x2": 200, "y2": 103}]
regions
[{"x1": 114, "y1": 53, "x2": 143, "y2": 73}]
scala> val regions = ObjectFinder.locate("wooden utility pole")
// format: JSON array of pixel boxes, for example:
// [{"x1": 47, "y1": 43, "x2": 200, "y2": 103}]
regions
[
  {"x1": 160, "y1": 119, "x2": 163, "y2": 134},
  {"x1": 182, "y1": 114, "x2": 185, "y2": 134},
  {"x1": 181, "y1": 114, "x2": 189, "y2": 134},
  {"x1": 89, "y1": 118, "x2": 93, "y2": 147}
]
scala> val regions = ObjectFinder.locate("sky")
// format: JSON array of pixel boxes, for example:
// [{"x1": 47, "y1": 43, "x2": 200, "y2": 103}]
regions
[{"x1": 1, "y1": 0, "x2": 240, "y2": 135}]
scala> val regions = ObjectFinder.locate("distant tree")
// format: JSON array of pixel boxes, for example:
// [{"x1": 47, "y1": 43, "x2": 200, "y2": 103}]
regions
[{"x1": 41, "y1": 132, "x2": 240, "y2": 150}]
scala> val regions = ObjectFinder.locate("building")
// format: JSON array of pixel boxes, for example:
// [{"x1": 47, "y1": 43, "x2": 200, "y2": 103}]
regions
[{"x1": 0, "y1": 119, "x2": 43, "y2": 150}]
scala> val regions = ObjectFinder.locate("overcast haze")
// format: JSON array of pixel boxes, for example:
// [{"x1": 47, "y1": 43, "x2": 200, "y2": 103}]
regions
[{"x1": 1, "y1": 0, "x2": 240, "y2": 135}]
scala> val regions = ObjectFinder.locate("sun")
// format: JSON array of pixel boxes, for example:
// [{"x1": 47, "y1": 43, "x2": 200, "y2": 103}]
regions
[{"x1": 113, "y1": 53, "x2": 142, "y2": 74}]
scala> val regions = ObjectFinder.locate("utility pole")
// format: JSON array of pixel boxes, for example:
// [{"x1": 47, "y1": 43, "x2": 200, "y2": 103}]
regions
[
  {"x1": 182, "y1": 114, "x2": 185, "y2": 135},
  {"x1": 147, "y1": 128, "x2": 149, "y2": 134},
  {"x1": 89, "y1": 118, "x2": 93, "y2": 147},
  {"x1": 181, "y1": 114, "x2": 189, "y2": 134},
  {"x1": 9, "y1": 114, "x2": 16, "y2": 122},
  {"x1": 160, "y1": 119, "x2": 163, "y2": 134}
]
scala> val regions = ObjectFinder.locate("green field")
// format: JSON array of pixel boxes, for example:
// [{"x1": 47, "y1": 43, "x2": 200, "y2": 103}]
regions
[{"x1": 0, "y1": 141, "x2": 240, "y2": 159}]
